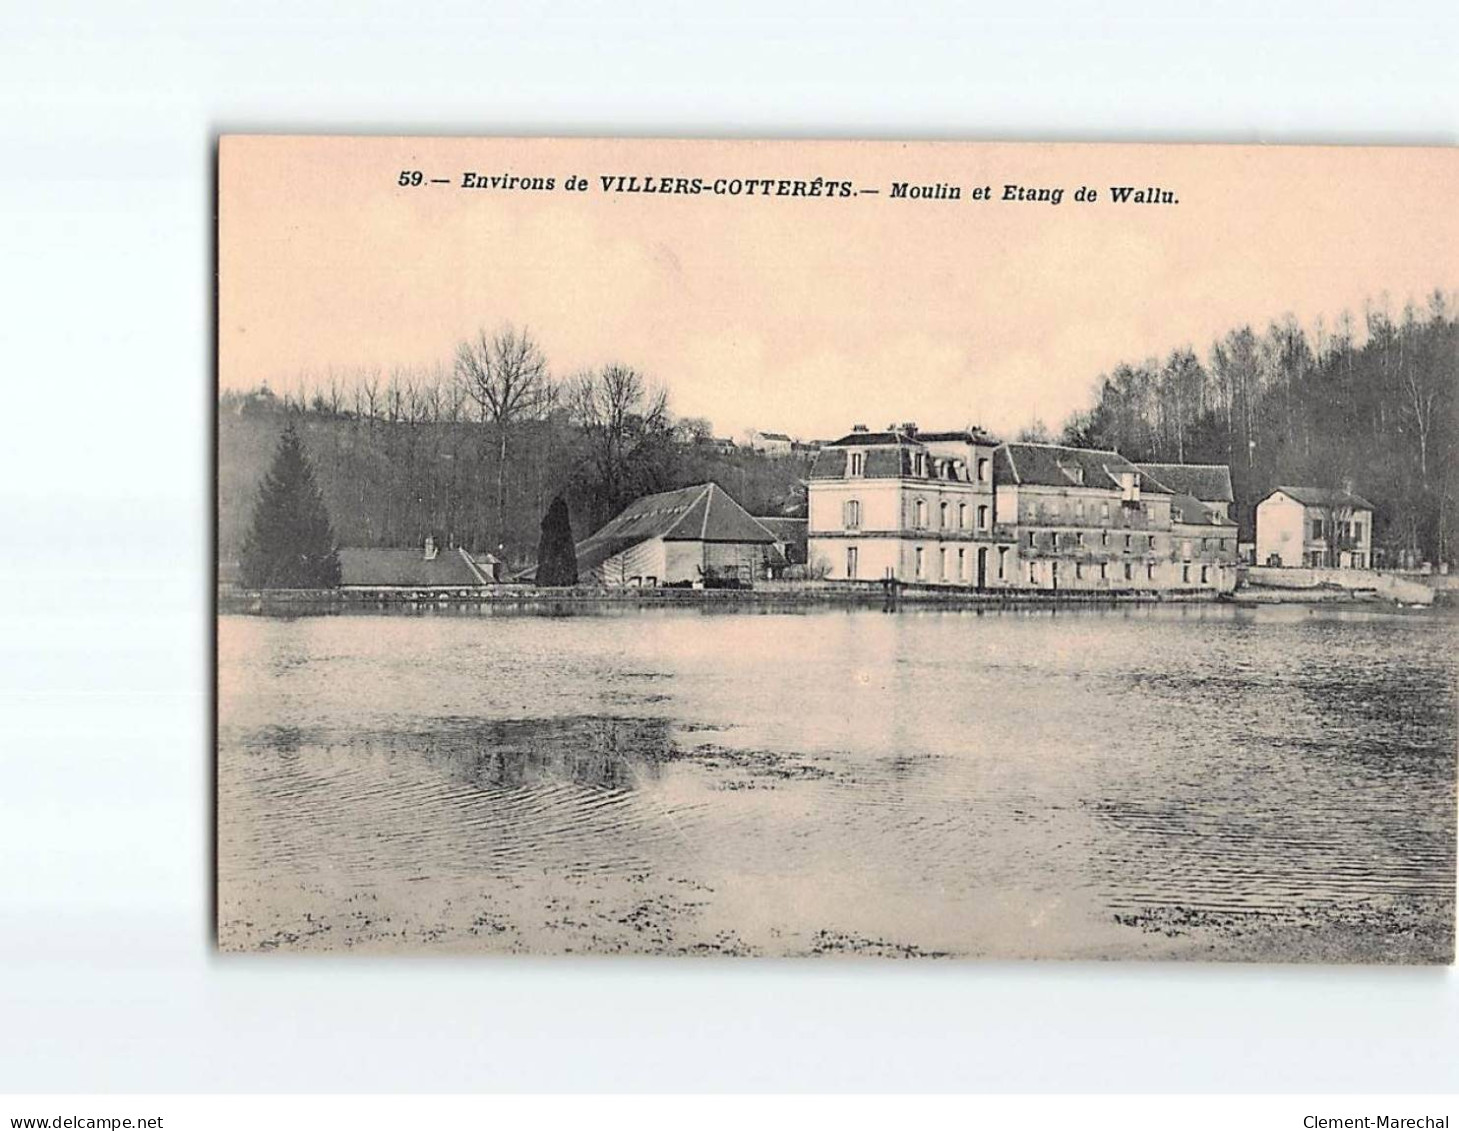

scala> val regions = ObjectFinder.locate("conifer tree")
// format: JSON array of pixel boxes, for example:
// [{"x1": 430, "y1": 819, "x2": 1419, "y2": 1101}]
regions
[
  {"x1": 239, "y1": 424, "x2": 342, "y2": 588},
  {"x1": 535, "y1": 495, "x2": 578, "y2": 586}
]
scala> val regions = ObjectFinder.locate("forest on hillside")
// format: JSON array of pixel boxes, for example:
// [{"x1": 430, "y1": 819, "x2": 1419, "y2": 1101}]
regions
[
  {"x1": 218, "y1": 326, "x2": 811, "y2": 567},
  {"x1": 1057, "y1": 293, "x2": 1457, "y2": 564},
  {"x1": 220, "y1": 294, "x2": 1458, "y2": 571}
]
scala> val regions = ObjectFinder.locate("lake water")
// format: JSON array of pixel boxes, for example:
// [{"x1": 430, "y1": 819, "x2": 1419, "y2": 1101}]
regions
[{"x1": 217, "y1": 603, "x2": 1457, "y2": 961}]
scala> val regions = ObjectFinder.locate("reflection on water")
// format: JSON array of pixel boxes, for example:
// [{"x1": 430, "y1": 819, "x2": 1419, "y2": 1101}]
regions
[{"x1": 218, "y1": 603, "x2": 1457, "y2": 960}]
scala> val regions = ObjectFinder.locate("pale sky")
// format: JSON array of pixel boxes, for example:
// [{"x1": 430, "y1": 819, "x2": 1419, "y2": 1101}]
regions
[{"x1": 220, "y1": 137, "x2": 1456, "y2": 440}]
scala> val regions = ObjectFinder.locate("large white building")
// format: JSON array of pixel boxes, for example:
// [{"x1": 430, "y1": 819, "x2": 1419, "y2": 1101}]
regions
[
  {"x1": 807, "y1": 424, "x2": 1239, "y2": 592},
  {"x1": 806, "y1": 424, "x2": 1002, "y2": 585}
]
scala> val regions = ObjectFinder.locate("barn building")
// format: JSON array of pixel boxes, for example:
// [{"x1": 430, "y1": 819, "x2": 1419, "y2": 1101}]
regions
[{"x1": 575, "y1": 483, "x2": 778, "y2": 587}]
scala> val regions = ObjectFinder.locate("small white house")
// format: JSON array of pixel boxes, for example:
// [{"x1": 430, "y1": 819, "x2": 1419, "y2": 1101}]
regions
[
  {"x1": 1255, "y1": 486, "x2": 1375, "y2": 568},
  {"x1": 746, "y1": 429, "x2": 794, "y2": 457}
]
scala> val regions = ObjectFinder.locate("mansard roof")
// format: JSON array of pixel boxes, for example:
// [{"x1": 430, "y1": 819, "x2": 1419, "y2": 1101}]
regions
[
  {"x1": 1138, "y1": 462, "x2": 1234, "y2": 503},
  {"x1": 809, "y1": 444, "x2": 920, "y2": 479},
  {"x1": 995, "y1": 443, "x2": 1173, "y2": 493},
  {"x1": 914, "y1": 428, "x2": 1000, "y2": 445},
  {"x1": 824, "y1": 430, "x2": 925, "y2": 447}
]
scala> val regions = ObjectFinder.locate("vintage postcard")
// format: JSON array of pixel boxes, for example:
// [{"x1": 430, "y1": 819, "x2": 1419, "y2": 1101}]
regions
[{"x1": 217, "y1": 136, "x2": 1457, "y2": 960}]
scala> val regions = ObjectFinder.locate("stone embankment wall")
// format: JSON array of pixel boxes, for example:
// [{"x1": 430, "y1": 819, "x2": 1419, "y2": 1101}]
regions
[{"x1": 1244, "y1": 566, "x2": 1434, "y2": 605}]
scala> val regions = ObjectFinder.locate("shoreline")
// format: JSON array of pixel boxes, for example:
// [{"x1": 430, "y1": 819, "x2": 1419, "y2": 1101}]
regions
[{"x1": 216, "y1": 583, "x2": 1446, "y2": 616}]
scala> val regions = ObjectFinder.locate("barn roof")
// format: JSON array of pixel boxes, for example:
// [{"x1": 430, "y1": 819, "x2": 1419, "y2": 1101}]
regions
[
  {"x1": 338, "y1": 546, "x2": 488, "y2": 587},
  {"x1": 996, "y1": 443, "x2": 1173, "y2": 493},
  {"x1": 574, "y1": 483, "x2": 775, "y2": 574},
  {"x1": 1138, "y1": 463, "x2": 1234, "y2": 503}
]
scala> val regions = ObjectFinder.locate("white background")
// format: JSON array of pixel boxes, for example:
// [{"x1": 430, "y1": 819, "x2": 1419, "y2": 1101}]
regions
[{"x1": 1, "y1": 1, "x2": 1455, "y2": 1094}]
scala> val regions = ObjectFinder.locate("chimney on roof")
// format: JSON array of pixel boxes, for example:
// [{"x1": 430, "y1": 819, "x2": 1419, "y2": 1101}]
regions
[
  {"x1": 900, "y1": 422, "x2": 918, "y2": 436},
  {"x1": 423, "y1": 534, "x2": 437, "y2": 561},
  {"x1": 852, "y1": 423, "x2": 868, "y2": 433}
]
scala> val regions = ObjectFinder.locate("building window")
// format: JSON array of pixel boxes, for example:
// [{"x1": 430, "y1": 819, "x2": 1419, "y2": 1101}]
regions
[
  {"x1": 849, "y1": 451, "x2": 865, "y2": 477},
  {"x1": 914, "y1": 498, "x2": 928, "y2": 528},
  {"x1": 939, "y1": 547, "x2": 948, "y2": 579},
  {"x1": 1147, "y1": 562, "x2": 1156, "y2": 581},
  {"x1": 939, "y1": 501, "x2": 949, "y2": 529},
  {"x1": 1102, "y1": 501, "x2": 1111, "y2": 522},
  {"x1": 997, "y1": 546, "x2": 1008, "y2": 580},
  {"x1": 1353, "y1": 522, "x2": 1363, "y2": 543},
  {"x1": 1148, "y1": 535, "x2": 1156, "y2": 551},
  {"x1": 1182, "y1": 563, "x2": 1191, "y2": 584},
  {"x1": 1311, "y1": 518, "x2": 1325, "y2": 540},
  {"x1": 846, "y1": 545, "x2": 858, "y2": 578},
  {"x1": 1052, "y1": 532, "x2": 1061, "y2": 550},
  {"x1": 1200, "y1": 565, "x2": 1210, "y2": 584},
  {"x1": 1181, "y1": 541, "x2": 1192, "y2": 559},
  {"x1": 1099, "y1": 562, "x2": 1108, "y2": 581},
  {"x1": 1076, "y1": 531, "x2": 1085, "y2": 547},
  {"x1": 958, "y1": 548, "x2": 966, "y2": 579},
  {"x1": 1124, "y1": 561, "x2": 1133, "y2": 581},
  {"x1": 1101, "y1": 531, "x2": 1110, "y2": 548},
  {"x1": 1124, "y1": 533, "x2": 1132, "y2": 551},
  {"x1": 843, "y1": 499, "x2": 861, "y2": 529},
  {"x1": 977, "y1": 505, "x2": 989, "y2": 531},
  {"x1": 1075, "y1": 562, "x2": 1084, "y2": 580},
  {"x1": 959, "y1": 503, "x2": 968, "y2": 529},
  {"x1": 1075, "y1": 500, "x2": 1084, "y2": 520},
  {"x1": 915, "y1": 546, "x2": 926, "y2": 578},
  {"x1": 913, "y1": 453, "x2": 927, "y2": 477},
  {"x1": 977, "y1": 458, "x2": 990, "y2": 483},
  {"x1": 1028, "y1": 561, "x2": 1039, "y2": 585}
]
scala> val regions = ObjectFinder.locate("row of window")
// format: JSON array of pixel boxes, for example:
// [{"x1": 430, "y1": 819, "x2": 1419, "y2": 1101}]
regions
[
  {"x1": 846, "y1": 450, "x2": 993, "y2": 483},
  {"x1": 1310, "y1": 518, "x2": 1364, "y2": 542},
  {"x1": 843, "y1": 498, "x2": 992, "y2": 532},
  {"x1": 1022, "y1": 531, "x2": 1235, "y2": 554},
  {"x1": 1026, "y1": 560, "x2": 1215, "y2": 585},
  {"x1": 845, "y1": 544, "x2": 1011, "y2": 582},
  {"x1": 842, "y1": 543, "x2": 1221, "y2": 585},
  {"x1": 1024, "y1": 499, "x2": 1156, "y2": 526}
]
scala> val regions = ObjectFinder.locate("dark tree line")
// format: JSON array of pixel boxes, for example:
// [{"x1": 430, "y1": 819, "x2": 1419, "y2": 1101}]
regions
[
  {"x1": 1060, "y1": 293, "x2": 1458, "y2": 565},
  {"x1": 219, "y1": 324, "x2": 812, "y2": 568}
]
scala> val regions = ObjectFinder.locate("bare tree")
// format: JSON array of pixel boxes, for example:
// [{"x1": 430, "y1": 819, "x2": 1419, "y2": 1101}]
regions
[
  {"x1": 454, "y1": 324, "x2": 553, "y2": 549},
  {"x1": 361, "y1": 367, "x2": 382, "y2": 423},
  {"x1": 567, "y1": 364, "x2": 670, "y2": 520}
]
